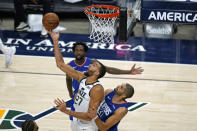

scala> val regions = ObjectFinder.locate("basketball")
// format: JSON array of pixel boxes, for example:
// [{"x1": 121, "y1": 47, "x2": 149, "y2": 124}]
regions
[{"x1": 42, "y1": 13, "x2": 59, "y2": 31}]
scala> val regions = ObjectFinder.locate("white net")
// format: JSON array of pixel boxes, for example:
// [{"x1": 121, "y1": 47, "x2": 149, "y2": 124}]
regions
[{"x1": 84, "y1": 5, "x2": 119, "y2": 44}]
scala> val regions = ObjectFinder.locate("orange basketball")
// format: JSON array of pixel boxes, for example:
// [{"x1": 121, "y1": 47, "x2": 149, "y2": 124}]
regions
[{"x1": 42, "y1": 13, "x2": 59, "y2": 31}]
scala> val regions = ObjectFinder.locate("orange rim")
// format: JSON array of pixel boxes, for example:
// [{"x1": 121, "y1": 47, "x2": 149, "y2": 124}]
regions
[{"x1": 84, "y1": 5, "x2": 119, "y2": 18}]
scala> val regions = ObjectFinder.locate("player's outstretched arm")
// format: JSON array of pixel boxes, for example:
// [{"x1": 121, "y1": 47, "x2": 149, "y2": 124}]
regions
[
  {"x1": 95, "y1": 107, "x2": 128, "y2": 131},
  {"x1": 49, "y1": 31, "x2": 84, "y2": 81},
  {"x1": 105, "y1": 64, "x2": 144, "y2": 75},
  {"x1": 54, "y1": 98, "x2": 93, "y2": 121}
]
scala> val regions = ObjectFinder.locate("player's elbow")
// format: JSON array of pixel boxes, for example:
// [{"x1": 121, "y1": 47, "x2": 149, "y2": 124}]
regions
[
  {"x1": 66, "y1": 76, "x2": 72, "y2": 81},
  {"x1": 86, "y1": 116, "x2": 93, "y2": 121},
  {"x1": 56, "y1": 62, "x2": 61, "y2": 68},
  {"x1": 105, "y1": 67, "x2": 112, "y2": 74},
  {"x1": 56, "y1": 62, "x2": 65, "y2": 70},
  {"x1": 87, "y1": 118, "x2": 92, "y2": 121},
  {"x1": 56, "y1": 63, "x2": 60, "y2": 68}
]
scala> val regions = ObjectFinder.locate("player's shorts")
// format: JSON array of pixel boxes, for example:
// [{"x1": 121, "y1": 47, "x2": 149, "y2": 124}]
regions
[{"x1": 71, "y1": 117, "x2": 98, "y2": 131}]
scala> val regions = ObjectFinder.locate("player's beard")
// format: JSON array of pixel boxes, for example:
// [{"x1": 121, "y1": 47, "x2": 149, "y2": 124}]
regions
[
  {"x1": 86, "y1": 70, "x2": 94, "y2": 77},
  {"x1": 76, "y1": 55, "x2": 84, "y2": 61},
  {"x1": 114, "y1": 88, "x2": 122, "y2": 96},
  {"x1": 84, "y1": 71, "x2": 89, "y2": 77}
]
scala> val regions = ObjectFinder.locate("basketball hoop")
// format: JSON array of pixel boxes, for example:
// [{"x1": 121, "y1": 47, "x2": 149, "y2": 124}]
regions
[{"x1": 84, "y1": 5, "x2": 119, "y2": 44}]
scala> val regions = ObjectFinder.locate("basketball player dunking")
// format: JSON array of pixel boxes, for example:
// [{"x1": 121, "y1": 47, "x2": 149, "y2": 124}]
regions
[{"x1": 50, "y1": 31, "x2": 106, "y2": 131}]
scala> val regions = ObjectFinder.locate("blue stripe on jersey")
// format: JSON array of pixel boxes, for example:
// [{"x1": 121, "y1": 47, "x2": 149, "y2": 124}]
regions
[
  {"x1": 97, "y1": 91, "x2": 128, "y2": 131},
  {"x1": 69, "y1": 57, "x2": 91, "y2": 120}
]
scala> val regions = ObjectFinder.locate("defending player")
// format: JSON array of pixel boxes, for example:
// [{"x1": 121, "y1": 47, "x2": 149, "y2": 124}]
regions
[{"x1": 90, "y1": 83, "x2": 134, "y2": 131}]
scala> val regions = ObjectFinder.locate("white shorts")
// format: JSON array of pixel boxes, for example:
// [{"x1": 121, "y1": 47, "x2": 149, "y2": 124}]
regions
[{"x1": 71, "y1": 117, "x2": 98, "y2": 131}]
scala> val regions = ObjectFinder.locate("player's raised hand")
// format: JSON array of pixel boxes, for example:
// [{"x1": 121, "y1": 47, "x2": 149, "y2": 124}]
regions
[
  {"x1": 49, "y1": 30, "x2": 60, "y2": 42},
  {"x1": 130, "y1": 64, "x2": 144, "y2": 75}
]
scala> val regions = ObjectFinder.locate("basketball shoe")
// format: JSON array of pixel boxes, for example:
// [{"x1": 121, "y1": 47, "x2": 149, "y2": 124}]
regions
[
  {"x1": 40, "y1": 26, "x2": 48, "y2": 38},
  {"x1": 5, "y1": 47, "x2": 16, "y2": 68},
  {"x1": 16, "y1": 22, "x2": 30, "y2": 31}
]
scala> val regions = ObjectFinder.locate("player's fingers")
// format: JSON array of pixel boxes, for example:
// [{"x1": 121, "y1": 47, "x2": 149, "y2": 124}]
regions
[
  {"x1": 54, "y1": 98, "x2": 61, "y2": 105},
  {"x1": 61, "y1": 99, "x2": 65, "y2": 104},
  {"x1": 57, "y1": 98, "x2": 61, "y2": 101},
  {"x1": 57, "y1": 98, "x2": 63, "y2": 104},
  {"x1": 137, "y1": 67, "x2": 143, "y2": 70},
  {"x1": 136, "y1": 68, "x2": 144, "y2": 72},
  {"x1": 131, "y1": 64, "x2": 136, "y2": 69},
  {"x1": 54, "y1": 100, "x2": 59, "y2": 105},
  {"x1": 138, "y1": 69, "x2": 144, "y2": 72}
]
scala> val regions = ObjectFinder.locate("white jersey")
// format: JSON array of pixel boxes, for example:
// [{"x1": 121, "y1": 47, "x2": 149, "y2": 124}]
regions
[
  {"x1": 74, "y1": 77, "x2": 100, "y2": 113},
  {"x1": 73, "y1": 77, "x2": 100, "y2": 129}
]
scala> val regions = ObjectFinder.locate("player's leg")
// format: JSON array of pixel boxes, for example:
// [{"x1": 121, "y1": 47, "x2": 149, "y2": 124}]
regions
[
  {"x1": 70, "y1": 117, "x2": 78, "y2": 131},
  {"x1": 40, "y1": 0, "x2": 53, "y2": 38},
  {"x1": 14, "y1": 0, "x2": 30, "y2": 31},
  {"x1": 76, "y1": 120, "x2": 98, "y2": 131},
  {"x1": 0, "y1": 41, "x2": 6, "y2": 54},
  {"x1": 77, "y1": 125, "x2": 98, "y2": 131},
  {"x1": 0, "y1": 42, "x2": 16, "y2": 67},
  {"x1": 42, "y1": 0, "x2": 53, "y2": 14}
]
